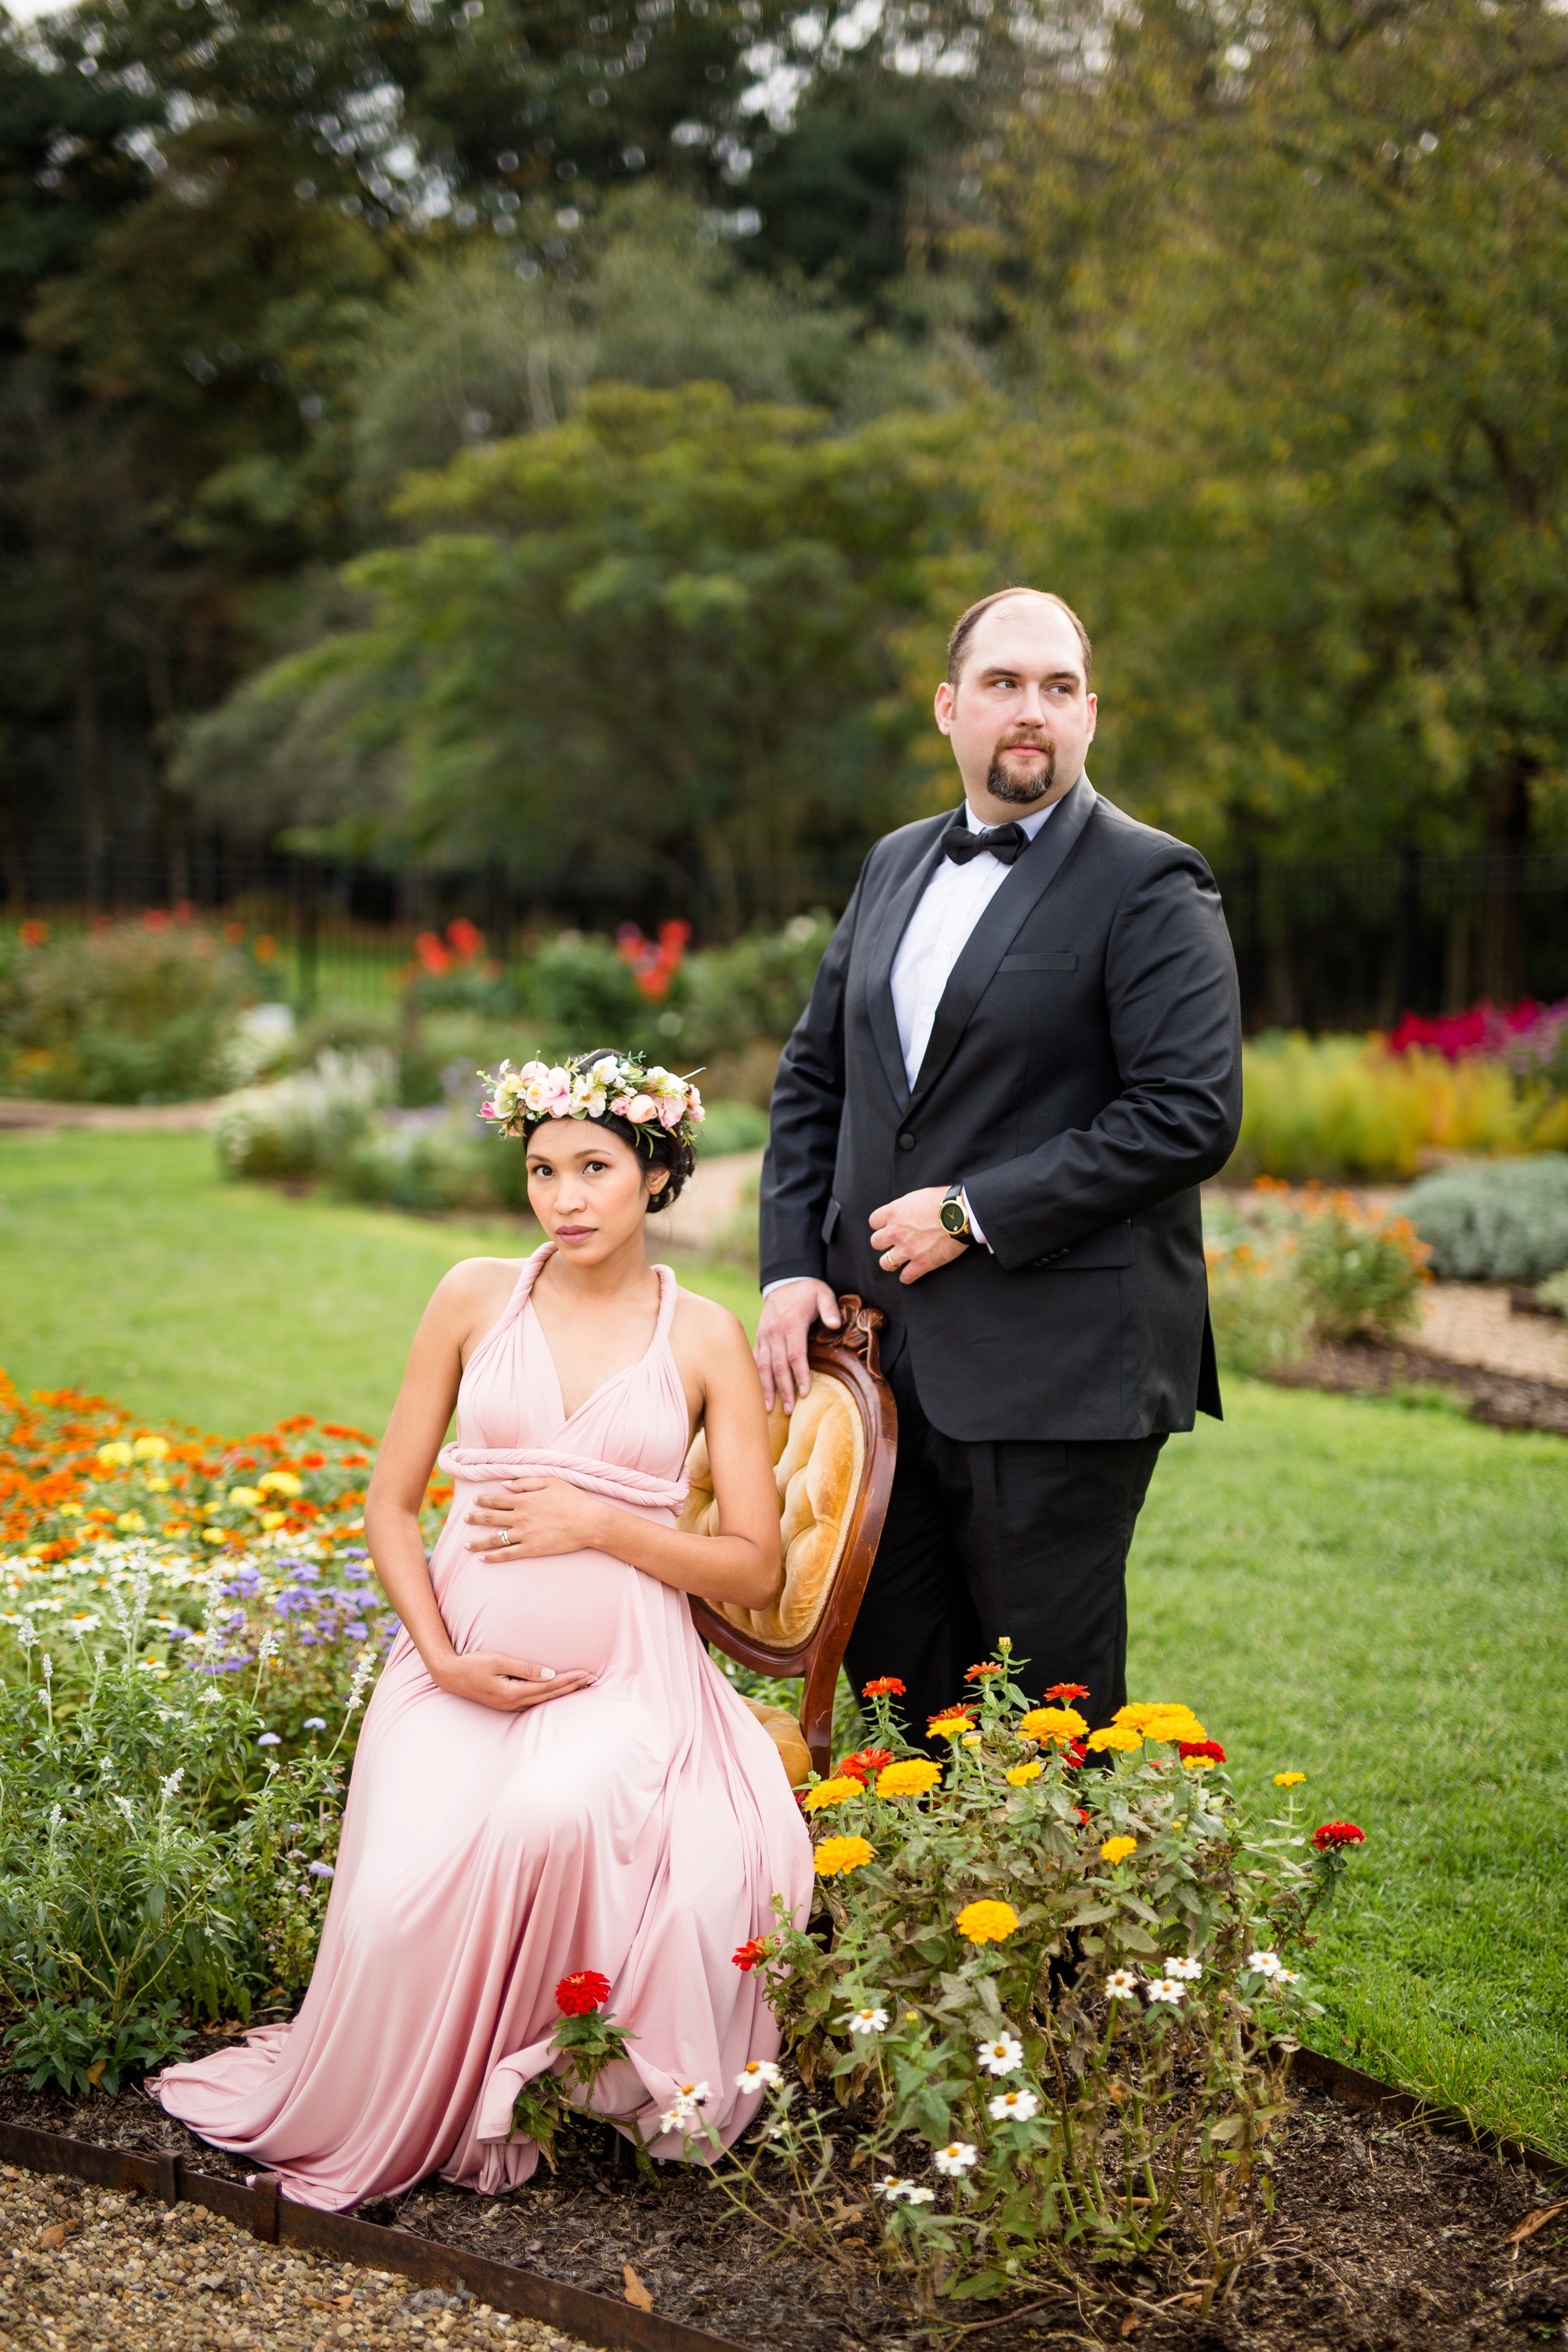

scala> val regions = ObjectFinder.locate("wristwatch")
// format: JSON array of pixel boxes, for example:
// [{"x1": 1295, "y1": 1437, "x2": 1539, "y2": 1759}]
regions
[{"x1": 939, "y1": 1183, "x2": 976, "y2": 1246}]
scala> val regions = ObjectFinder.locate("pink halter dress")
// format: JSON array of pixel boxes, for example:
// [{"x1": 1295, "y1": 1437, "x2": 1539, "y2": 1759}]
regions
[{"x1": 152, "y1": 1248, "x2": 814, "y2": 2210}]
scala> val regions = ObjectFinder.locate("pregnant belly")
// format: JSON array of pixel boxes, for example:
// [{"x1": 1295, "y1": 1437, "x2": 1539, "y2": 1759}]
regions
[{"x1": 434, "y1": 1541, "x2": 632, "y2": 1679}]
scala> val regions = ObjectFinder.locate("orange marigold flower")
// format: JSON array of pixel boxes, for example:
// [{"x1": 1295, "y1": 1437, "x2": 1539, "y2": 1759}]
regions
[
  {"x1": 862, "y1": 1676, "x2": 906, "y2": 1699},
  {"x1": 964, "y1": 1662, "x2": 1003, "y2": 1681},
  {"x1": 956, "y1": 1900, "x2": 1018, "y2": 1944},
  {"x1": 1043, "y1": 1682, "x2": 1091, "y2": 1704},
  {"x1": 814, "y1": 1836, "x2": 874, "y2": 1878}
]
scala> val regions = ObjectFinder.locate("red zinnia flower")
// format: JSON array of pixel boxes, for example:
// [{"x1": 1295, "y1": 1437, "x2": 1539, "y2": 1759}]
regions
[
  {"x1": 1179, "y1": 1740, "x2": 1227, "y2": 1764},
  {"x1": 1044, "y1": 1682, "x2": 1091, "y2": 1704},
  {"x1": 731, "y1": 1937, "x2": 773, "y2": 1973},
  {"x1": 1062, "y1": 1739, "x2": 1087, "y2": 1769},
  {"x1": 1312, "y1": 1821, "x2": 1366, "y2": 1851},
  {"x1": 836, "y1": 1748, "x2": 894, "y2": 1784},
  {"x1": 555, "y1": 1969, "x2": 612, "y2": 2015},
  {"x1": 862, "y1": 1677, "x2": 906, "y2": 1698},
  {"x1": 964, "y1": 1663, "x2": 1003, "y2": 1682}
]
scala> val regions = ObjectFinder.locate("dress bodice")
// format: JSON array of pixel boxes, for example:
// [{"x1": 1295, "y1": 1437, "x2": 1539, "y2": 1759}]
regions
[{"x1": 453, "y1": 1247, "x2": 691, "y2": 1490}]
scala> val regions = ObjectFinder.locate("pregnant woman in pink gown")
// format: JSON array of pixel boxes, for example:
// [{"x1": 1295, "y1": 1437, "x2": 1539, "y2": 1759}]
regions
[{"x1": 153, "y1": 1052, "x2": 813, "y2": 2210}]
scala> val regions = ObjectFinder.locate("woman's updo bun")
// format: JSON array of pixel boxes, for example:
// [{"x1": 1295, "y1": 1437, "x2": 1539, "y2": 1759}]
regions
[{"x1": 521, "y1": 1047, "x2": 696, "y2": 1214}]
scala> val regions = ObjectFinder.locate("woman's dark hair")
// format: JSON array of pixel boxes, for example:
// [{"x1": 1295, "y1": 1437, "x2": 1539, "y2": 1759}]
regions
[{"x1": 521, "y1": 1047, "x2": 696, "y2": 1214}]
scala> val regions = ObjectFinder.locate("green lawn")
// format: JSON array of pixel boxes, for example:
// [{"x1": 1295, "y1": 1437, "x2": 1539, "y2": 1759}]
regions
[
  {"x1": 0, "y1": 1128, "x2": 757, "y2": 1432},
  {"x1": 2, "y1": 1129, "x2": 1564, "y2": 2157}
]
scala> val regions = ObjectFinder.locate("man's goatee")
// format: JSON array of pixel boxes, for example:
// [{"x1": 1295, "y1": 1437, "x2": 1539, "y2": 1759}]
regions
[{"x1": 986, "y1": 740, "x2": 1056, "y2": 804}]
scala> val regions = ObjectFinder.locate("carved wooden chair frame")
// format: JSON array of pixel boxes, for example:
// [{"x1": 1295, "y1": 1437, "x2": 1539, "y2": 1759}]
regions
[{"x1": 690, "y1": 1295, "x2": 898, "y2": 1780}]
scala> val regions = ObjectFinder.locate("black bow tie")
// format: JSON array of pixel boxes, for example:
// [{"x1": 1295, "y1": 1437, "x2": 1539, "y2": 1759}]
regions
[{"x1": 942, "y1": 819, "x2": 1029, "y2": 867}]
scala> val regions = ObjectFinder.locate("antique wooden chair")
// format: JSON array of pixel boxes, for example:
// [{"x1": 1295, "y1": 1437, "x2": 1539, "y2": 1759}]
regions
[{"x1": 679, "y1": 1295, "x2": 897, "y2": 1787}]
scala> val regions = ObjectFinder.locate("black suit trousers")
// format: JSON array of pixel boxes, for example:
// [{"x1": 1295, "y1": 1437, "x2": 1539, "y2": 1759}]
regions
[{"x1": 844, "y1": 1345, "x2": 1167, "y2": 1750}]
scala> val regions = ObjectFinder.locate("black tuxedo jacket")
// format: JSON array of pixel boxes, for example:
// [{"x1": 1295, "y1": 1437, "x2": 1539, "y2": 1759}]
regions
[{"x1": 758, "y1": 780, "x2": 1243, "y2": 1442}]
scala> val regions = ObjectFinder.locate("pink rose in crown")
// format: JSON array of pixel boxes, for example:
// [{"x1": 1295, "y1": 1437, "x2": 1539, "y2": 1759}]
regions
[
  {"x1": 625, "y1": 1094, "x2": 656, "y2": 1123},
  {"x1": 656, "y1": 1095, "x2": 685, "y2": 1129},
  {"x1": 610, "y1": 1094, "x2": 633, "y2": 1117}
]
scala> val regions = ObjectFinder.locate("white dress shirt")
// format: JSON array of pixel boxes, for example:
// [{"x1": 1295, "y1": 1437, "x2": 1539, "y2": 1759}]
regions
[{"x1": 764, "y1": 796, "x2": 1058, "y2": 1287}]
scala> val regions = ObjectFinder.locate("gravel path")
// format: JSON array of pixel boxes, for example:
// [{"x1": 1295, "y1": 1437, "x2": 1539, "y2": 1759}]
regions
[
  {"x1": 1419, "y1": 1283, "x2": 1568, "y2": 1385},
  {"x1": 0, "y1": 2169, "x2": 592, "y2": 2352}
]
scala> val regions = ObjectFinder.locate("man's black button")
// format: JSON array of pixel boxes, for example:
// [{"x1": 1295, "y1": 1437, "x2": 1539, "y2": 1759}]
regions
[{"x1": 897, "y1": 1134, "x2": 916, "y2": 1152}]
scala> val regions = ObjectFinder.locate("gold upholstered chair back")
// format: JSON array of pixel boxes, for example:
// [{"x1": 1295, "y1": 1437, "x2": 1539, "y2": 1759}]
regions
[{"x1": 683, "y1": 1296, "x2": 897, "y2": 1785}]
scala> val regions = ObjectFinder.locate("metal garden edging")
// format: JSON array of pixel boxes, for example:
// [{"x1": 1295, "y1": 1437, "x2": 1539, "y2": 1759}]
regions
[
  {"x1": 2, "y1": 2050, "x2": 1563, "y2": 2348},
  {"x1": 0, "y1": 2120, "x2": 750, "y2": 2352}
]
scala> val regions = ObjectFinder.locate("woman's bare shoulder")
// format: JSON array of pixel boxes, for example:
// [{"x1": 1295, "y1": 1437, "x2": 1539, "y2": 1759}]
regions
[
  {"x1": 668, "y1": 1285, "x2": 755, "y2": 1367},
  {"x1": 428, "y1": 1256, "x2": 529, "y2": 1327}
]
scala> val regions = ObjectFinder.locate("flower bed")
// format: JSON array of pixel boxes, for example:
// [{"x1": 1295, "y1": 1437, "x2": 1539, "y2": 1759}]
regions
[
  {"x1": 0, "y1": 1374, "x2": 446, "y2": 2091},
  {"x1": 1204, "y1": 1182, "x2": 1432, "y2": 1375}
]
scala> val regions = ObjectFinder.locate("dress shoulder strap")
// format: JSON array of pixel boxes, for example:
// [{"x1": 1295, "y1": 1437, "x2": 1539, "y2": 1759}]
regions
[{"x1": 650, "y1": 1261, "x2": 679, "y2": 1345}]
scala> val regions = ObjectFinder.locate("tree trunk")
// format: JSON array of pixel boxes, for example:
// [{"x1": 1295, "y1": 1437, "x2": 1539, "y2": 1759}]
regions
[{"x1": 1478, "y1": 752, "x2": 1533, "y2": 1005}]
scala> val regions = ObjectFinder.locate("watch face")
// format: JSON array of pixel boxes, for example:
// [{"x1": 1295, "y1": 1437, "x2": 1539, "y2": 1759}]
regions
[{"x1": 940, "y1": 1200, "x2": 965, "y2": 1235}]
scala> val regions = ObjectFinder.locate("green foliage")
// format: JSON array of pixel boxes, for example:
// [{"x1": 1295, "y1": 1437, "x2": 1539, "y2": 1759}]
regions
[
  {"x1": 727, "y1": 1657, "x2": 1351, "y2": 2306},
  {"x1": 1407, "y1": 1154, "x2": 1568, "y2": 1284},
  {"x1": 215, "y1": 1050, "x2": 392, "y2": 1180},
  {"x1": 0, "y1": 920, "x2": 257, "y2": 1103},
  {"x1": 1203, "y1": 1186, "x2": 1429, "y2": 1370},
  {"x1": 5, "y1": 1995, "x2": 191, "y2": 2100},
  {"x1": 694, "y1": 1099, "x2": 768, "y2": 1156},
  {"x1": 176, "y1": 385, "x2": 975, "y2": 911}
]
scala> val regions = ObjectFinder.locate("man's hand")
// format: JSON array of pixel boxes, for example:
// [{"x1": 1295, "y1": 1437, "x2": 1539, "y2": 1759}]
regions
[
  {"x1": 754, "y1": 1279, "x2": 841, "y2": 1415},
  {"x1": 869, "y1": 1187, "x2": 967, "y2": 1286}
]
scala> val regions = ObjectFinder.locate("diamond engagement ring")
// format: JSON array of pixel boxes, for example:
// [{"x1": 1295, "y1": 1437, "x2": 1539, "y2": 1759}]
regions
[{"x1": 499, "y1": 1528, "x2": 512, "y2": 1546}]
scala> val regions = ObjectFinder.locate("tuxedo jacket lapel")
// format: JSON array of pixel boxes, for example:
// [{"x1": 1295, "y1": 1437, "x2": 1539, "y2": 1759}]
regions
[
  {"x1": 908, "y1": 779, "x2": 1098, "y2": 1110},
  {"x1": 863, "y1": 811, "x2": 954, "y2": 1111}
]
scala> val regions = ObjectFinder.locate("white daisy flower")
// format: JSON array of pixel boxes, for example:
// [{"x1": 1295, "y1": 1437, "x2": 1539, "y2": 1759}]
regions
[
  {"x1": 876, "y1": 2176, "x2": 916, "y2": 2202},
  {"x1": 1163, "y1": 1955, "x2": 1203, "y2": 1981},
  {"x1": 735, "y1": 2059, "x2": 782, "y2": 2092},
  {"x1": 1276, "y1": 1966, "x2": 1303, "y2": 1985},
  {"x1": 1246, "y1": 1949, "x2": 1283, "y2": 1979},
  {"x1": 848, "y1": 2006, "x2": 889, "y2": 2035},
  {"x1": 986, "y1": 2087, "x2": 1040, "y2": 2122},
  {"x1": 975, "y1": 2032, "x2": 1024, "y2": 2076},
  {"x1": 903, "y1": 2187, "x2": 937, "y2": 2205},
  {"x1": 1145, "y1": 1978, "x2": 1184, "y2": 2005},
  {"x1": 1105, "y1": 1969, "x2": 1141, "y2": 2000},
  {"x1": 933, "y1": 2141, "x2": 978, "y2": 2176}
]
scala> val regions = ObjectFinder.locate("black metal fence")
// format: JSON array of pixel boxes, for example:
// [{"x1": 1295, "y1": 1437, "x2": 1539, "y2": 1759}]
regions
[{"x1": 5, "y1": 845, "x2": 1567, "y2": 1033}]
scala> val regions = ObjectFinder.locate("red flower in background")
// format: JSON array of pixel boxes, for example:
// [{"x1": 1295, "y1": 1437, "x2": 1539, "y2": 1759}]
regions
[
  {"x1": 1061, "y1": 1739, "x2": 1087, "y2": 1769},
  {"x1": 555, "y1": 1970, "x2": 612, "y2": 2015},
  {"x1": 616, "y1": 920, "x2": 691, "y2": 1002},
  {"x1": 1312, "y1": 1821, "x2": 1366, "y2": 1852},
  {"x1": 835, "y1": 1748, "x2": 894, "y2": 1784},
  {"x1": 1179, "y1": 1740, "x2": 1227, "y2": 1764},
  {"x1": 731, "y1": 1937, "x2": 773, "y2": 1973},
  {"x1": 1044, "y1": 1682, "x2": 1091, "y2": 1704},
  {"x1": 862, "y1": 1677, "x2": 906, "y2": 1698}
]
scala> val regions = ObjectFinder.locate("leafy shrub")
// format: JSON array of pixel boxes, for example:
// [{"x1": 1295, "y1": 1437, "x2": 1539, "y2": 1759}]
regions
[
  {"x1": 711, "y1": 1653, "x2": 1361, "y2": 2311},
  {"x1": 0, "y1": 919, "x2": 261, "y2": 1103},
  {"x1": 1537, "y1": 1266, "x2": 1568, "y2": 1316},
  {"x1": 695, "y1": 1100, "x2": 769, "y2": 1156},
  {"x1": 1407, "y1": 1154, "x2": 1568, "y2": 1283},
  {"x1": 214, "y1": 1050, "x2": 391, "y2": 1180},
  {"x1": 339, "y1": 1108, "x2": 497, "y2": 1214},
  {"x1": 1204, "y1": 1185, "x2": 1429, "y2": 1368},
  {"x1": 1227, "y1": 1033, "x2": 1566, "y2": 1183},
  {"x1": 527, "y1": 932, "x2": 669, "y2": 1054}
]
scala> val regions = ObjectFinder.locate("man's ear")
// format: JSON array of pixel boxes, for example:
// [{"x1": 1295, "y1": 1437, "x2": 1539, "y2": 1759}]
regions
[{"x1": 934, "y1": 681, "x2": 955, "y2": 736}]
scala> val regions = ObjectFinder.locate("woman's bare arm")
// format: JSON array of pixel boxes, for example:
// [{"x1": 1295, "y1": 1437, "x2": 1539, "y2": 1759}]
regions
[
  {"x1": 463, "y1": 1301, "x2": 783, "y2": 1609},
  {"x1": 365, "y1": 1260, "x2": 595, "y2": 1713}
]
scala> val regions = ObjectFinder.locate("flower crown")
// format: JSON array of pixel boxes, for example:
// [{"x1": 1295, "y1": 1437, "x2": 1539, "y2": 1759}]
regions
[{"x1": 477, "y1": 1052, "x2": 706, "y2": 1150}]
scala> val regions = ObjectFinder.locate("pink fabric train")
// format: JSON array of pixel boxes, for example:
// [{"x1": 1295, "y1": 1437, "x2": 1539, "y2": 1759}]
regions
[{"x1": 151, "y1": 1247, "x2": 814, "y2": 2210}]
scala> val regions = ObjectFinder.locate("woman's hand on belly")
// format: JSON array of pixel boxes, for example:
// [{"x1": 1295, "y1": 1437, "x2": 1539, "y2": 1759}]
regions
[
  {"x1": 466, "y1": 1477, "x2": 613, "y2": 1560},
  {"x1": 433, "y1": 1650, "x2": 595, "y2": 1714}
]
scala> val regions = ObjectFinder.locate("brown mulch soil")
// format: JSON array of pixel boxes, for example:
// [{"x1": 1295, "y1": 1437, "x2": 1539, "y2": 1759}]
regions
[
  {"x1": 1265, "y1": 1334, "x2": 1568, "y2": 1437},
  {"x1": 2, "y1": 2056, "x2": 1566, "y2": 2352}
]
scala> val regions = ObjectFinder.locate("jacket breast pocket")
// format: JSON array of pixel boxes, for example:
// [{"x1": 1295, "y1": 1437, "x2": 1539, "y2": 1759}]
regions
[{"x1": 999, "y1": 951, "x2": 1077, "y2": 974}]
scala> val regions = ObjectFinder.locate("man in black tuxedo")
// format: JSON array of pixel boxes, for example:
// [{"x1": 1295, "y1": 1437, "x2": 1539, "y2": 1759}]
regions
[{"x1": 754, "y1": 589, "x2": 1242, "y2": 1742}]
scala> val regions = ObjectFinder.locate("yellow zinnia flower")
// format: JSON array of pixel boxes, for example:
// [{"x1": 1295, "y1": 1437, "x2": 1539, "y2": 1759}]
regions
[
  {"x1": 815, "y1": 1836, "x2": 874, "y2": 1878},
  {"x1": 928, "y1": 1710, "x2": 973, "y2": 1741},
  {"x1": 956, "y1": 1900, "x2": 1019, "y2": 1944},
  {"x1": 257, "y1": 1470, "x2": 303, "y2": 1497},
  {"x1": 803, "y1": 1777, "x2": 861, "y2": 1813},
  {"x1": 1006, "y1": 1762, "x2": 1043, "y2": 1787},
  {"x1": 1274, "y1": 1771, "x2": 1306, "y2": 1787},
  {"x1": 1087, "y1": 1726, "x2": 1142, "y2": 1753},
  {"x1": 1115, "y1": 1702, "x2": 1207, "y2": 1744},
  {"x1": 1019, "y1": 1706, "x2": 1088, "y2": 1744},
  {"x1": 114, "y1": 1512, "x2": 146, "y2": 1533},
  {"x1": 227, "y1": 1486, "x2": 263, "y2": 1511},
  {"x1": 96, "y1": 1442, "x2": 134, "y2": 1469},
  {"x1": 876, "y1": 1759, "x2": 942, "y2": 1798},
  {"x1": 1100, "y1": 1836, "x2": 1137, "y2": 1865},
  {"x1": 132, "y1": 1436, "x2": 169, "y2": 1462}
]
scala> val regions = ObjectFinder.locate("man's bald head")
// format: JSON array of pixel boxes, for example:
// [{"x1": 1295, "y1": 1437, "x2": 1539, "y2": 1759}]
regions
[{"x1": 946, "y1": 589, "x2": 1093, "y2": 688}]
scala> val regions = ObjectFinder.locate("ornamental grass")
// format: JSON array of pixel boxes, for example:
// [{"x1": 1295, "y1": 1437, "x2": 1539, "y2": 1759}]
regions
[{"x1": 720, "y1": 1644, "x2": 1363, "y2": 2318}]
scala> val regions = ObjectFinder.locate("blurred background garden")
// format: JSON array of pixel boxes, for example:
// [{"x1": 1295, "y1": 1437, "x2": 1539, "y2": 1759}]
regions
[{"x1": 0, "y1": 0, "x2": 1564, "y2": 2172}]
